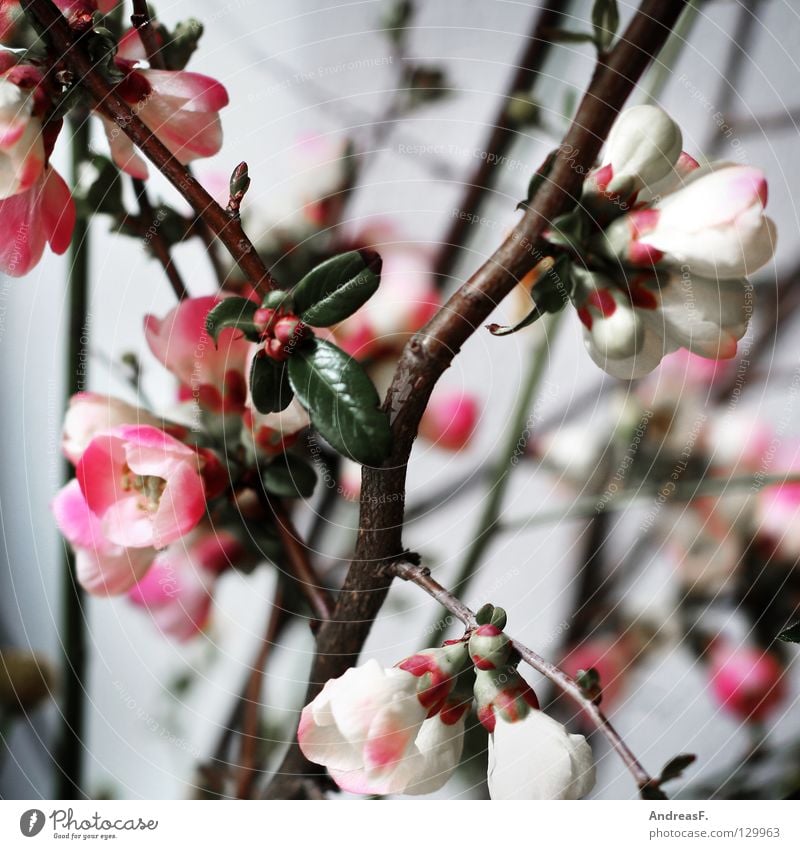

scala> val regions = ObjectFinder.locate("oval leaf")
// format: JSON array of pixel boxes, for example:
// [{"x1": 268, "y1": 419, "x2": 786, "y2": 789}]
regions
[
  {"x1": 778, "y1": 621, "x2": 800, "y2": 643},
  {"x1": 263, "y1": 453, "x2": 318, "y2": 498},
  {"x1": 287, "y1": 339, "x2": 391, "y2": 465},
  {"x1": 293, "y1": 250, "x2": 382, "y2": 326},
  {"x1": 250, "y1": 353, "x2": 293, "y2": 414},
  {"x1": 206, "y1": 297, "x2": 260, "y2": 344}
]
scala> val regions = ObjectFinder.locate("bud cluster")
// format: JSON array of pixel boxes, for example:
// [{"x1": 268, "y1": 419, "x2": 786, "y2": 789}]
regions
[{"x1": 253, "y1": 293, "x2": 310, "y2": 361}]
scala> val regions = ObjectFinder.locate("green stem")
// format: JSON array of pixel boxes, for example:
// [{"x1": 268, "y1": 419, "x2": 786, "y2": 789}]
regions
[
  {"x1": 641, "y1": 0, "x2": 701, "y2": 105},
  {"x1": 55, "y1": 113, "x2": 90, "y2": 799},
  {"x1": 428, "y1": 311, "x2": 564, "y2": 641}
]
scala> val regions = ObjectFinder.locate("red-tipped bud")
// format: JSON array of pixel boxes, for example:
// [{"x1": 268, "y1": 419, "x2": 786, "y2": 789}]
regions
[
  {"x1": 469, "y1": 624, "x2": 512, "y2": 670},
  {"x1": 473, "y1": 665, "x2": 539, "y2": 732}
]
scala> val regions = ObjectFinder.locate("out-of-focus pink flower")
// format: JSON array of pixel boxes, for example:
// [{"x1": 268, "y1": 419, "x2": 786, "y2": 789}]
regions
[
  {"x1": 561, "y1": 636, "x2": 632, "y2": 712},
  {"x1": 101, "y1": 34, "x2": 228, "y2": 180},
  {"x1": 52, "y1": 479, "x2": 156, "y2": 595},
  {"x1": 0, "y1": 62, "x2": 74, "y2": 276},
  {"x1": 243, "y1": 397, "x2": 310, "y2": 456},
  {"x1": 333, "y1": 246, "x2": 439, "y2": 359},
  {"x1": 297, "y1": 659, "x2": 465, "y2": 796},
  {"x1": 144, "y1": 296, "x2": 252, "y2": 414},
  {"x1": 754, "y1": 441, "x2": 800, "y2": 557},
  {"x1": 0, "y1": 165, "x2": 75, "y2": 275},
  {"x1": 127, "y1": 527, "x2": 242, "y2": 641},
  {"x1": 606, "y1": 164, "x2": 777, "y2": 278},
  {"x1": 709, "y1": 641, "x2": 786, "y2": 723},
  {"x1": 0, "y1": 76, "x2": 44, "y2": 196},
  {"x1": 62, "y1": 392, "x2": 162, "y2": 465},
  {"x1": 76, "y1": 425, "x2": 207, "y2": 549},
  {"x1": 419, "y1": 390, "x2": 479, "y2": 451}
]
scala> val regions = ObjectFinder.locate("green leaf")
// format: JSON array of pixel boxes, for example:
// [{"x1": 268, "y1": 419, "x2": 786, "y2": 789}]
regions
[
  {"x1": 518, "y1": 150, "x2": 558, "y2": 211},
  {"x1": 575, "y1": 667, "x2": 602, "y2": 701},
  {"x1": 660, "y1": 753, "x2": 697, "y2": 784},
  {"x1": 778, "y1": 621, "x2": 800, "y2": 643},
  {"x1": 80, "y1": 155, "x2": 123, "y2": 216},
  {"x1": 287, "y1": 339, "x2": 391, "y2": 465},
  {"x1": 250, "y1": 354, "x2": 294, "y2": 414},
  {"x1": 640, "y1": 783, "x2": 668, "y2": 801},
  {"x1": 293, "y1": 250, "x2": 382, "y2": 326},
  {"x1": 592, "y1": 0, "x2": 619, "y2": 52},
  {"x1": 487, "y1": 255, "x2": 571, "y2": 336},
  {"x1": 263, "y1": 454, "x2": 318, "y2": 498},
  {"x1": 205, "y1": 298, "x2": 260, "y2": 344}
]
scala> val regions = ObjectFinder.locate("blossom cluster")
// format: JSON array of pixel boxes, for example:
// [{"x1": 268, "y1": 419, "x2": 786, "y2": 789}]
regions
[
  {"x1": 298, "y1": 616, "x2": 595, "y2": 799},
  {"x1": 0, "y1": 1, "x2": 228, "y2": 276}
]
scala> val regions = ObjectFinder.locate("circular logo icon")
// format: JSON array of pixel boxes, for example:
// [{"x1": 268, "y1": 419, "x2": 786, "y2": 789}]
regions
[{"x1": 19, "y1": 809, "x2": 46, "y2": 837}]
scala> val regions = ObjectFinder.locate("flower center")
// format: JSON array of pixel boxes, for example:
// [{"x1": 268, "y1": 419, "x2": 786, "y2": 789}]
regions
[{"x1": 121, "y1": 465, "x2": 167, "y2": 512}]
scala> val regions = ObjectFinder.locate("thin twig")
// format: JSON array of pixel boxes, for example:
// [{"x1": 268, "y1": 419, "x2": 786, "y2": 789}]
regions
[
  {"x1": 130, "y1": 0, "x2": 163, "y2": 70},
  {"x1": 391, "y1": 559, "x2": 653, "y2": 791},
  {"x1": 131, "y1": 177, "x2": 189, "y2": 300},
  {"x1": 235, "y1": 582, "x2": 286, "y2": 799},
  {"x1": 22, "y1": 0, "x2": 279, "y2": 293}
]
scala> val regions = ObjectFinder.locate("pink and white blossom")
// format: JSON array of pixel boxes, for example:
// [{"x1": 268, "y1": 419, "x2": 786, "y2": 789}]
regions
[
  {"x1": 419, "y1": 390, "x2": 479, "y2": 452},
  {"x1": 62, "y1": 392, "x2": 162, "y2": 465},
  {"x1": 606, "y1": 164, "x2": 777, "y2": 278},
  {"x1": 102, "y1": 33, "x2": 229, "y2": 180},
  {"x1": 591, "y1": 104, "x2": 683, "y2": 196},
  {"x1": 144, "y1": 296, "x2": 252, "y2": 414},
  {"x1": 0, "y1": 76, "x2": 44, "y2": 198},
  {"x1": 243, "y1": 397, "x2": 310, "y2": 456},
  {"x1": 708, "y1": 641, "x2": 786, "y2": 723},
  {"x1": 577, "y1": 271, "x2": 750, "y2": 379},
  {"x1": 127, "y1": 527, "x2": 242, "y2": 641},
  {"x1": 52, "y1": 479, "x2": 155, "y2": 596},
  {"x1": 76, "y1": 425, "x2": 207, "y2": 549},
  {"x1": 487, "y1": 709, "x2": 595, "y2": 800},
  {"x1": 297, "y1": 659, "x2": 465, "y2": 796}
]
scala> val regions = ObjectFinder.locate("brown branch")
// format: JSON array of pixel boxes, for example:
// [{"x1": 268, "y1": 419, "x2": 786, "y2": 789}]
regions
[
  {"x1": 271, "y1": 500, "x2": 335, "y2": 624},
  {"x1": 235, "y1": 582, "x2": 286, "y2": 799},
  {"x1": 130, "y1": 0, "x2": 164, "y2": 70},
  {"x1": 264, "y1": 0, "x2": 687, "y2": 798},
  {"x1": 390, "y1": 559, "x2": 654, "y2": 791},
  {"x1": 432, "y1": 1, "x2": 567, "y2": 285},
  {"x1": 22, "y1": 0, "x2": 278, "y2": 293},
  {"x1": 131, "y1": 177, "x2": 189, "y2": 300}
]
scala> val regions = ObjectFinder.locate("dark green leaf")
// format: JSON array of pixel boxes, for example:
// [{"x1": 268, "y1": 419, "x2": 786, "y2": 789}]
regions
[
  {"x1": 162, "y1": 19, "x2": 204, "y2": 71},
  {"x1": 263, "y1": 453, "x2": 318, "y2": 498},
  {"x1": 81, "y1": 155, "x2": 123, "y2": 216},
  {"x1": 778, "y1": 621, "x2": 800, "y2": 643},
  {"x1": 488, "y1": 255, "x2": 571, "y2": 336},
  {"x1": 475, "y1": 603, "x2": 496, "y2": 626},
  {"x1": 660, "y1": 754, "x2": 697, "y2": 784},
  {"x1": 592, "y1": 0, "x2": 619, "y2": 52},
  {"x1": 206, "y1": 298, "x2": 260, "y2": 344},
  {"x1": 293, "y1": 251, "x2": 382, "y2": 326},
  {"x1": 640, "y1": 783, "x2": 668, "y2": 801},
  {"x1": 250, "y1": 354, "x2": 294, "y2": 414},
  {"x1": 518, "y1": 150, "x2": 558, "y2": 211},
  {"x1": 576, "y1": 667, "x2": 602, "y2": 701},
  {"x1": 287, "y1": 339, "x2": 391, "y2": 465}
]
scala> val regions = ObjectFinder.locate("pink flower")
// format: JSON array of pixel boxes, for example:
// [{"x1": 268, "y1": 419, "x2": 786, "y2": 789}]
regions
[
  {"x1": 127, "y1": 527, "x2": 242, "y2": 641},
  {"x1": 0, "y1": 165, "x2": 75, "y2": 276},
  {"x1": 709, "y1": 641, "x2": 786, "y2": 723},
  {"x1": 62, "y1": 392, "x2": 162, "y2": 465},
  {"x1": 243, "y1": 397, "x2": 310, "y2": 456},
  {"x1": 76, "y1": 425, "x2": 207, "y2": 549},
  {"x1": 298, "y1": 659, "x2": 465, "y2": 796},
  {"x1": 754, "y1": 441, "x2": 800, "y2": 557},
  {"x1": 101, "y1": 35, "x2": 229, "y2": 180},
  {"x1": 606, "y1": 164, "x2": 777, "y2": 278},
  {"x1": 144, "y1": 296, "x2": 252, "y2": 414},
  {"x1": 576, "y1": 269, "x2": 750, "y2": 379},
  {"x1": 419, "y1": 390, "x2": 479, "y2": 451},
  {"x1": 0, "y1": 76, "x2": 44, "y2": 197},
  {"x1": 52, "y1": 480, "x2": 155, "y2": 595}
]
